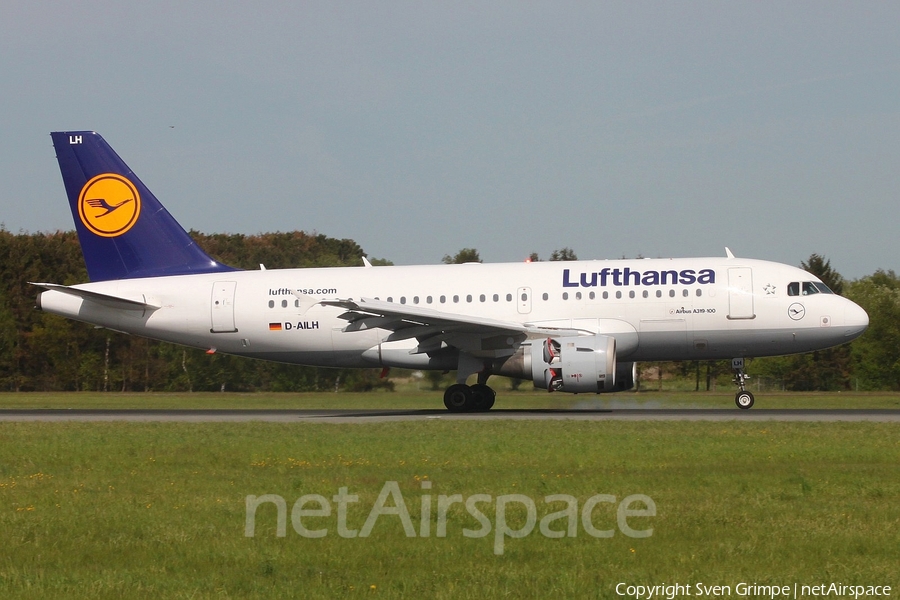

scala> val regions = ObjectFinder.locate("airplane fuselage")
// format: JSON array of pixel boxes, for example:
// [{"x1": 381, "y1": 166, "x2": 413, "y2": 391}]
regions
[{"x1": 38, "y1": 256, "x2": 868, "y2": 371}]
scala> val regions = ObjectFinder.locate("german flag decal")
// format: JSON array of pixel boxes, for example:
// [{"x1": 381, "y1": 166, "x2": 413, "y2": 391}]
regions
[{"x1": 269, "y1": 323, "x2": 282, "y2": 331}]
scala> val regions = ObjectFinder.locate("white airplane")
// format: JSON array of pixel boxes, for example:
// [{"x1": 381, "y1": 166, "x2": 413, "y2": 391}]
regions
[{"x1": 34, "y1": 131, "x2": 869, "y2": 411}]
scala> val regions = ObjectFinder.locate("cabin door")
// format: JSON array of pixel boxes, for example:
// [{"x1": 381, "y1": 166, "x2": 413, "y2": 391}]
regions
[
  {"x1": 727, "y1": 268, "x2": 755, "y2": 320},
  {"x1": 211, "y1": 281, "x2": 238, "y2": 333}
]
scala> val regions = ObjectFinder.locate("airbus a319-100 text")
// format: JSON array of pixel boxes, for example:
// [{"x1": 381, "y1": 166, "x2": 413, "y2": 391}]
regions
[{"x1": 33, "y1": 132, "x2": 869, "y2": 411}]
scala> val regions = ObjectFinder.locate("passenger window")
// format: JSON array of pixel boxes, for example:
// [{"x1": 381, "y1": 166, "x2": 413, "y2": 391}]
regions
[
  {"x1": 589, "y1": 291, "x2": 596, "y2": 300},
  {"x1": 603, "y1": 291, "x2": 609, "y2": 300},
  {"x1": 479, "y1": 294, "x2": 485, "y2": 302},
  {"x1": 656, "y1": 290, "x2": 662, "y2": 298},
  {"x1": 696, "y1": 289, "x2": 702, "y2": 297},
  {"x1": 440, "y1": 295, "x2": 446, "y2": 303},
  {"x1": 542, "y1": 293, "x2": 549, "y2": 301},
  {"x1": 400, "y1": 297, "x2": 406, "y2": 304},
  {"x1": 616, "y1": 291, "x2": 622, "y2": 299},
  {"x1": 563, "y1": 292, "x2": 569, "y2": 300},
  {"x1": 576, "y1": 292, "x2": 582, "y2": 300},
  {"x1": 427, "y1": 296, "x2": 433, "y2": 304},
  {"x1": 268, "y1": 300, "x2": 274, "y2": 308},
  {"x1": 669, "y1": 290, "x2": 675, "y2": 298},
  {"x1": 281, "y1": 300, "x2": 288, "y2": 308},
  {"x1": 453, "y1": 295, "x2": 459, "y2": 303},
  {"x1": 387, "y1": 297, "x2": 393, "y2": 303},
  {"x1": 629, "y1": 291, "x2": 635, "y2": 299},
  {"x1": 493, "y1": 294, "x2": 499, "y2": 302},
  {"x1": 642, "y1": 290, "x2": 648, "y2": 298},
  {"x1": 466, "y1": 295, "x2": 473, "y2": 303},
  {"x1": 413, "y1": 296, "x2": 419, "y2": 304},
  {"x1": 682, "y1": 289, "x2": 689, "y2": 297},
  {"x1": 507, "y1": 294, "x2": 513, "y2": 302}
]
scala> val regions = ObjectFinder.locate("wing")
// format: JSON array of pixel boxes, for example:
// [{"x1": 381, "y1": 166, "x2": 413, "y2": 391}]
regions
[{"x1": 320, "y1": 297, "x2": 589, "y2": 357}]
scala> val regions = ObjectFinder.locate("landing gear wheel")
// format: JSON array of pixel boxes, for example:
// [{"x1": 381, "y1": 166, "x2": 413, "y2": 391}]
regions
[
  {"x1": 731, "y1": 358, "x2": 756, "y2": 410},
  {"x1": 444, "y1": 384, "x2": 472, "y2": 412},
  {"x1": 470, "y1": 384, "x2": 496, "y2": 411},
  {"x1": 735, "y1": 391, "x2": 755, "y2": 410}
]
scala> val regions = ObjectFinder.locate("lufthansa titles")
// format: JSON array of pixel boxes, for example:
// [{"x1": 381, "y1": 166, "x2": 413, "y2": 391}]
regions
[{"x1": 563, "y1": 267, "x2": 716, "y2": 288}]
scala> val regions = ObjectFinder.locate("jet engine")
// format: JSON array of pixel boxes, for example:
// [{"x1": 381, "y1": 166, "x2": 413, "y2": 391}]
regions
[{"x1": 530, "y1": 335, "x2": 617, "y2": 393}]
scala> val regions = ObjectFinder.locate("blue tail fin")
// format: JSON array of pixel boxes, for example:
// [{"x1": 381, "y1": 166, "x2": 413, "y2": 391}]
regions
[{"x1": 51, "y1": 131, "x2": 237, "y2": 281}]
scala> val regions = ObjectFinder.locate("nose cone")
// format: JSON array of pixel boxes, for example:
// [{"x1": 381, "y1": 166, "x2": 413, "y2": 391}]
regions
[{"x1": 843, "y1": 300, "x2": 869, "y2": 341}]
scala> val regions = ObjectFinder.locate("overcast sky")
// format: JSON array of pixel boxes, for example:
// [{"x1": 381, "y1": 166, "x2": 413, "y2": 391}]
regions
[{"x1": 2, "y1": 2, "x2": 898, "y2": 279}]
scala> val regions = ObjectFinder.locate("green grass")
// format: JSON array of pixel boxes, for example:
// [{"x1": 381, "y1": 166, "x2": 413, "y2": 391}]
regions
[{"x1": 1, "y1": 419, "x2": 898, "y2": 598}]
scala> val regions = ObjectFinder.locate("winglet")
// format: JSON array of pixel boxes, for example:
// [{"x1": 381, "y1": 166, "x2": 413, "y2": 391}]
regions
[
  {"x1": 725, "y1": 247, "x2": 735, "y2": 259},
  {"x1": 362, "y1": 256, "x2": 373, "y2": 268},
  {"x1": 291, "y1": 291, "x2": 322, "y2": 314},
  {"x1": 50, "y1": 131, "x2": 237, "y2": 281}
]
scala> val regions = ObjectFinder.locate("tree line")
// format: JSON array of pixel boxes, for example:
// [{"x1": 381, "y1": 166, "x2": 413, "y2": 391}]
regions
[{"x1": 0, "y1": 229, "x2": 897, "y2": 392}]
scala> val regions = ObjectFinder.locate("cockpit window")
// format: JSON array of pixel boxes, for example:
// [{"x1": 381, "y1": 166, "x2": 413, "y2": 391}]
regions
[{"x1": 788, "y1": 281, "x2": 835, "y2": 296}]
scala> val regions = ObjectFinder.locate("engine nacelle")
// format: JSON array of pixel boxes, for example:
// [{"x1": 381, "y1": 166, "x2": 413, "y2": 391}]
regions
[
  {"x1": 614, "y1": 362, "x2": 636, "y2": 392},
  {"x1": 530, "y1": 335, "x2": 617, "y2": 393}
]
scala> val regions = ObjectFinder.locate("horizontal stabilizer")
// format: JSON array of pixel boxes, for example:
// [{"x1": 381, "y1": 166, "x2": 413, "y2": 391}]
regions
[{"x1": 31, "y1": 282, "x2": 158, "y2": 311}]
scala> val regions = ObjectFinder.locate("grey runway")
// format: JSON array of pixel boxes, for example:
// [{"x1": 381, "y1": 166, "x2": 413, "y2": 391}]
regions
[{"x1": 1, "y1": 408, "x2": 898, "y2": 423}]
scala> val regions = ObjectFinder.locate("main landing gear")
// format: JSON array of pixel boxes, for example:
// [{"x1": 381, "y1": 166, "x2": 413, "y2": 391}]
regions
[
  {"x1": 443, "y1": 383, "x2": 496, "y2": 412},
  {"x1": 732, "y1": 357, "x2": 754, "y2": 410},
  {"x1": 444, "y1": 354, "x2": 497, "y2": 412}
]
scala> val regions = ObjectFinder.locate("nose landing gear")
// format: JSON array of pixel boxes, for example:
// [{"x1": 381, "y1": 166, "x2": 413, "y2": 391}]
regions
[{"x1": 732, "y1": 358, "x2": 755, "y2": 409}]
